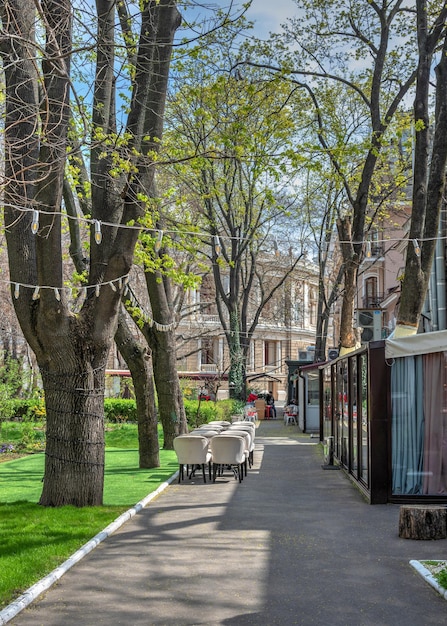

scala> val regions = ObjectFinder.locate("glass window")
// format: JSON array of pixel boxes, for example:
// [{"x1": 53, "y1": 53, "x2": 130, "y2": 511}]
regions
[
  {"x1": 199, "y1": 275, "x2": 217, "y2": 315},
  {"x1": 391, "y1": 352, "x2": 447, "y2": 495},
  {"x1": 264, "y1": 341, "x2": 277, "y2": 366},
  {"x1": 201, "y1": 339, "x2": 215, "y2": 365},
  {"x1": 323, "y1": 367, "x2": 332, "y2": 442},
  {"x1": 351, "y1": 357, "x2": 358, "y2": 477},
  {"x1": 309, "y1": 288, "x2": 317, "y2": 325},
  {"x1": 307, "y1": 371, "x2": 319, "y2": 405},
  {"x1": 359, "y1": 353, "x2": 369, "y2": 485},
  {"x1": 335, "y1": 362, "x2": 347, "y2": 460}
]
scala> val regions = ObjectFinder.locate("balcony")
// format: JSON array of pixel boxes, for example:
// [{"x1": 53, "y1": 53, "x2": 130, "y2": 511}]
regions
[
  {"x1": 364, "y1": 245, "x2": 384, "y2": 259},
  {"x1": 362, "y1": 294, "x2": 384, "y2": 309},
  {"x1": 201, "y1": 363, "x2": 218, "y2": 372}
]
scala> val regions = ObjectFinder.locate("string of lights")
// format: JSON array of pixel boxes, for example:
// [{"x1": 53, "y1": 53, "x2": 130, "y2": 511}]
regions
[
  {"x1": 0, "y1": 273, "x2": 176, "y2": 332},
  {"x1": 0, "y1": 203, "x2": 433, "y2": 334},
  {"x1": 3, "y1": 202, "x2": 437, "y2": 247},
  {"x1": 0, "y1": 274, "x2": 131, "y2": 301}
]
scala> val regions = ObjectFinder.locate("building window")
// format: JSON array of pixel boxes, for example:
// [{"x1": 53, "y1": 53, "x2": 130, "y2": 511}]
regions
[
  {"x1": 201, "y1": 338, "x2": 216, "y2": 366},
  {"x1": 264, "y1": 340, "x2": 277, "y2": 366},
  {"x1": 364, "y1": 276, "x2": 379, "y2": 308},
  {"x1": 309, "y1": 288, "x2": 317, "y2": 325},
  {"x1": 370, "y1": 228, "x2": 383, "y2": 257}
]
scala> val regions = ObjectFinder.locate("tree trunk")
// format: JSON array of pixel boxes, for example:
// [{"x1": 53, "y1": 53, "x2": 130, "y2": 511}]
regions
[
  {"x1": 396, "y1": 26, "x2": 447, "y2": 335},
  {"x1": 228, "y1": 310, "x2": 245, "y2": 400},
  {"x1": 115, "y1": 310, "x2": 159, "y2": 468},
  {"x1": 39, "y1": 363, "x2": 106, "y2": 507},
  {"x1": 337, "y1": 217, "x2": 360, "y2": 355},
  {"x1": 0, "y1": 0, "x2": 180, "y2": 507},
  {"x1": 148, "y1": 325, "x2": 186, "y2": 448},
  {"x1": 143, "y1": 272, "x2": 187, "y2": 449},
  {"x1": 398, "y1": 505, "x2": 447, "y2": 540}
]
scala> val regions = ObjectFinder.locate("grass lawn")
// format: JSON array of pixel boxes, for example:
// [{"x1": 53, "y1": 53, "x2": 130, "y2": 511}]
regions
[{"x1": 0, "y1": 424, "x2": 177, "y2": 609}]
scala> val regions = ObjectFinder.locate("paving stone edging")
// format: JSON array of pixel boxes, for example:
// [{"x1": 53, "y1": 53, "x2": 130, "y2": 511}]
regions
[
  {"x1": 410, "y1": 560, "x2": 447, "y2": 600},
  {"x1": 0, "y1": 472, "x2": 179, "y2": 625}
]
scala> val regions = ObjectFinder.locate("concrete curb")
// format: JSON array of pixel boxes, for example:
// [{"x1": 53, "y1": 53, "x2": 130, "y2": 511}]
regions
[
  {"x1": 0, "y1": 471, "x2": 179, "y2": 625},
  {"x1": 409, "y1": 559, "x2": 447, "y2": 600}
]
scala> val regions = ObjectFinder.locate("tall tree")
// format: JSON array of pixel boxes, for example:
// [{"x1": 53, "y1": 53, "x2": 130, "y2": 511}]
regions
[
  {"x1": 395, "y1": 1, "x2": 447, "y2": 336},
  {"x1": 64, "y1": 166, "x2": 161, "y2": 466},
  {"x1": 242, "y1": 0, "x2": 447, "y2": 353},
  {"x1": 165, "y1": 46, "x2": 308, "y2": 399},
  {"x1": 0, "y1": 0, "x2": 181, "y2": 506}
]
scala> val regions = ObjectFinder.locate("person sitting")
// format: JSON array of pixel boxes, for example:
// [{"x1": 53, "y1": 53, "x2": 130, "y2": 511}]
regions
[{"x1": 265, "y1": 393, "x2": 277, "y2": 418}]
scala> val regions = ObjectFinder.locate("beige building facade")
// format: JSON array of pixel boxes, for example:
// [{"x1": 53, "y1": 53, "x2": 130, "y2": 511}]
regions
[
  {"x1": 175, "y1": 257, "x2": 320, "y2": 402},
  {"x1": 354, "y1": 205, "x2": 411, "y2": 342}
]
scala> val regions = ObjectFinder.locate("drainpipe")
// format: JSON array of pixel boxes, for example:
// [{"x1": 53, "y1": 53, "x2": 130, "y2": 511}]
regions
[
  {"x1": 436, "y1": 206, "x2": 447, "y2": 330},
  {"x1": 298, "y1": 369, "x2": 306, "y2": 432},
  {"x1": 428, "y1": 265, "x2": 438, "y2": 331}
]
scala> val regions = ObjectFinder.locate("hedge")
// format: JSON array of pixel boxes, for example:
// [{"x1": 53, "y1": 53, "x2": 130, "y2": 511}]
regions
[{"x1": 103, "y1": 398, "x2": 137, "y2": 422}]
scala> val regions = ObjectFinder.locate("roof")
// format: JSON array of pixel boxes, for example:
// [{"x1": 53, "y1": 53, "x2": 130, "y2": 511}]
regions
[{"x1": 385, "y1": 329, "x2": 447, "y2": 358}]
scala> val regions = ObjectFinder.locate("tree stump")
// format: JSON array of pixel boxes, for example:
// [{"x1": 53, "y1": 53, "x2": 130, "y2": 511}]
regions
[{"x1": 398, "y1": 505, "x2": 447, "y2": 540}]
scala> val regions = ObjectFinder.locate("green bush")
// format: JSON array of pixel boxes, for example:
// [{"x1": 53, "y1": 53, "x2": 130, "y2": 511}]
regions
[
  {"x1": 0, "y1": 421, "x2": 46, "y2": 453},
  {"x1": 0, "y1": 356, "x2": 39, "y2": 423},
  {"x1": 104, "y1": 398, "x2": 137, "y2": 423},
  {"x1": 5, "y1": 397, "x2": 46, "y2": 421},
  {"x1": 184, "y1": 399, "x2": 217, "y2": 427},
  {"x1": 183, "y1": 398, "x2": 245, "y2": 428}
]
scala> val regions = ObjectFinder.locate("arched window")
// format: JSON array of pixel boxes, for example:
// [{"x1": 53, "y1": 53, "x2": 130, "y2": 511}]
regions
[{"x1": 365, "y1": 276, "x2": 378, "y2": 308}]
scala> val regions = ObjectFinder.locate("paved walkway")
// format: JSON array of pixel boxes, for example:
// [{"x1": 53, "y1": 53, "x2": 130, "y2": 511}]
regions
[{"x1": 9, "y1": 420, "x2": 447, "y2": 625}]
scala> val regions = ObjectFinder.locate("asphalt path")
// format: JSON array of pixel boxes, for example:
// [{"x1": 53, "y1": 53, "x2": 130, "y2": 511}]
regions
[{"x1": 7, "y1": 420, "x2": 447, "y2": 625}]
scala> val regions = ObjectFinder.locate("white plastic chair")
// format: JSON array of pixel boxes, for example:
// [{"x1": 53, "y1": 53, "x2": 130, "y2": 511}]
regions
[
  {"x1": 173, "y1": 435, "x2": 212, "y2": 483},
  {"x1": 284, "y1": 405, "x2": 298, "y2": 426}
]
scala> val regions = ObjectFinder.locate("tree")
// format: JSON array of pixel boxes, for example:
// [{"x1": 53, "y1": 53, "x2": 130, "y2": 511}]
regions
[
  {"x1": 300, "y1": 174, "x2": 344, "y2": 361},
  {"x1": 0, "y1": 0, "x2": 181, "y2": 506},
  {"x1": 165, "y1": 44, "x2": 308, "y2": 399},
  {"x1": 63, "y1": 157, "x2": 162, "y2": 467},
  {"x1": 115, "y1": 310, "x2": 159, "y2": 468},
  {"x1": 241, "y1": 0, "x2": 447, "y2": 353},
  {"x1": 395, "y1": 1, "x2": 447, "y2": 336}
]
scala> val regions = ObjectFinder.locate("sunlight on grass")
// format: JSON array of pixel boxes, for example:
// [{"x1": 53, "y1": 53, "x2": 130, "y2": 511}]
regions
[
  {"x1": 0, "y1": 425, "x2": 177, "y2": 608},
  {"x1": 0, "y1": 502, "x2": 124, "y2": 606}
]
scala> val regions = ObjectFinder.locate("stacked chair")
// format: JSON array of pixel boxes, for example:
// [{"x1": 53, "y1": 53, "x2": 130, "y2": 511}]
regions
[
  {"x1": 210, "y1": 435, "x2": 246, "y2": 483},
  {"x1": 173, "y1": 418, "x2": 256, "y2": 484},
  {"x1": 173, "y1": 435, "x2": 213, "y2": 483}
]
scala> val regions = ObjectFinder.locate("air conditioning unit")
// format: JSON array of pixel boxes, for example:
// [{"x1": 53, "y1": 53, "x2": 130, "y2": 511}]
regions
[
  {"x1": 356, "y1": 309, "x2": 382, "y2": 342},
  {"x1": 298, "y1": 350, "x2": 313, "y2": 361}
]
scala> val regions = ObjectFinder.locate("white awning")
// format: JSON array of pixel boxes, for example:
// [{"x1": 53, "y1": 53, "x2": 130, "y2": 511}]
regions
[{"x1": 385, "y1": 329, "x2": 447, "y2": 358}]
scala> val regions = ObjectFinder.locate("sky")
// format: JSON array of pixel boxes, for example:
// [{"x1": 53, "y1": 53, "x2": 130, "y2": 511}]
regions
[{"x1": 245, "y1": 0, "x2": 297, "y2": 37}]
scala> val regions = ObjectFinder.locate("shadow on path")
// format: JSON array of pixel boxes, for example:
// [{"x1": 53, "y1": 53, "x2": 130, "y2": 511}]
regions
[{"x1": 10, "y1": 421, "x2": 447, "y2": 626}]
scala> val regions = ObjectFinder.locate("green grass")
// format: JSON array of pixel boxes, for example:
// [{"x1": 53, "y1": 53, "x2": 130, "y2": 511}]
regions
[
  {"x1": 0, "y1": 424, "x2": 177, "y2": 609},
  {"x1": 436, "y1": 568, "x2": 447, "y2": 589}
]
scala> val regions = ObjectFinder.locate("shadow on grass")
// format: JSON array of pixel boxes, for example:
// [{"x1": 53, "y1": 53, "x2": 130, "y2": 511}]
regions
[{"x1": 0, "y1": 449, "x2": 178, "y2": 506}]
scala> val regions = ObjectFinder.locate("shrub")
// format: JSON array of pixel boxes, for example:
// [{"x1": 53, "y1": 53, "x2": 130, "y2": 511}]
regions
[
  {"x1": 5, "y1": 397, "x2": 46, "y2": 421},
  {"x1": 0, "y1": 421, "x2": 46, "y2": 453},
  {"x1": 208, "y1": 399, "x2": 245, "y2": 421},
  {"x1": 104, "y1": 398, "x2": 137, "y2": 423},
  {"x1": 184, "y1": 399, "x2": 217, "y2": 427},
  {"x1": 183, "y1": 398, "x2": 246, "y2": 428}
]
